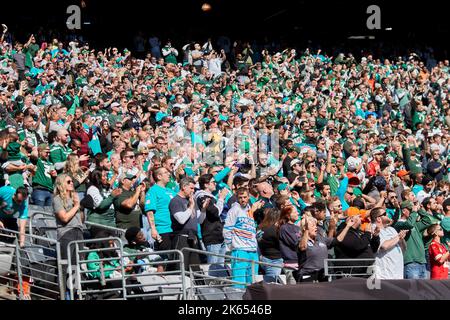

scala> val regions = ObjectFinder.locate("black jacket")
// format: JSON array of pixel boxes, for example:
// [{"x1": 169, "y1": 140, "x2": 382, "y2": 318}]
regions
[
  {"x1": 333, "y1": 224, "x2": 380, "y2": 276},
  {"x1": 195, "y1": 190, "x2": 224, "y2": 246}
]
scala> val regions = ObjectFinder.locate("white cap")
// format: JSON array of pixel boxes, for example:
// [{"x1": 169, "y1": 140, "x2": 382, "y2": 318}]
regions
[{"x1": 290, "y1": 159, "x2": 301, "y2": 168}]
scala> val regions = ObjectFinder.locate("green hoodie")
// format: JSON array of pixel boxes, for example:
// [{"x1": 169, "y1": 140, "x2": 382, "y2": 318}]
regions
[
  {"x1": 86, "y1": 252, "x2": 120, "y2": 279},
  {"x1": 393, "y1": 210, "x2": 428, "y2": 265},
  {"x1": 441, "y1": 217, "x2": 450, "y2": 250}
]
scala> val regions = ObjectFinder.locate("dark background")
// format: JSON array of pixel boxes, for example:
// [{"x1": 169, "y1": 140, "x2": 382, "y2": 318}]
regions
[{"x1": 1, "y1": 0, "x2": 449, "y2": 58}]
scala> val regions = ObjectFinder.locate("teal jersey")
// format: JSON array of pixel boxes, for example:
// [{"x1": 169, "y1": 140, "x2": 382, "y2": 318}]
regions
[
  {"x1": 144, "y1": 185, "x2": 177, "y2": 234},
  {"x1": 0, "y1": 186, "x2": 28, "y2": 219}
]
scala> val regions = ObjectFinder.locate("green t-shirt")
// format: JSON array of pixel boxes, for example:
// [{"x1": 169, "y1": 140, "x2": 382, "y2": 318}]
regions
[
  {"x1": 23, "y1": 44, "x2": 39, "y2": 69},
  {"x1": 32, "y1": 159, "x2": 54, "y2": 191},
  {"x1": 49, "y1": 143, "x2": 72, "y2": 169},
  {"x1": 113, "y1": 190, "x2": 142, "y2": 230}
]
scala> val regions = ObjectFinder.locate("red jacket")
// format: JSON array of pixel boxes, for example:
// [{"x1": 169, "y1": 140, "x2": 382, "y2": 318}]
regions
[
  {"x1": 429, "y1": 240, "x2": 449, "y2": 280},
  {"x1": 70, "y1": 127, "x2": 93, "y2": 168}
]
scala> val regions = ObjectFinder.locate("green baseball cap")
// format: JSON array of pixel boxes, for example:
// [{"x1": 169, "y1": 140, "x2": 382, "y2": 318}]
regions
[{"x1": 401, "y1": 201, "x2": 413, "y2": 210}]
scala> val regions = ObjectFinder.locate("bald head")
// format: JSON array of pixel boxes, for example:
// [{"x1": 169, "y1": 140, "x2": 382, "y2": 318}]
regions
[{"x1": 57, "y1": 129, "x2": 69, "y2": 144}]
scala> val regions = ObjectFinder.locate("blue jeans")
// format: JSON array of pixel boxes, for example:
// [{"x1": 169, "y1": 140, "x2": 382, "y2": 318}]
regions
[
  {"x1": 404, "y1": 262, "x2": 427, "y2": 279},
  {"x1": 231, "y1": 250, "x2": 259, "y2": 289},
  {"x1": 260, "y1": 256, "x2": 283, "y2": 283},
  {"x1": 206, "y1": 243, "x2": 226, "y2": 265},
  {"x1": 31, "y1": 189, "x2": 53, "y2": 207}
]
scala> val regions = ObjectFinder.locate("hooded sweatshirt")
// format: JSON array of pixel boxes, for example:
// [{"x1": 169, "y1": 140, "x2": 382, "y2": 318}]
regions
[{"x1": 441, "y1": 216, "x2": 450, "y2": 250}]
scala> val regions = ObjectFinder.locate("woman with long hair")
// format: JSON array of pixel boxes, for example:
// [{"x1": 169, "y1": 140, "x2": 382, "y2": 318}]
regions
[
  {"x1": 257, "y1": 208, "x2": 282, "y2": 283},
  {"x1": 53, "y1": 174, "x2": 84, "y2": 271},
  {"x1": 277, "y1": 205, "x2": 301, "y2": 283},
  {"x1": 427, "y1": 224, "x2": 449, "y2": 280},
  {"x1": 64, "y1": 153, "x2": 89, "y2": 201},
  {"x1": 69, "y1": 115, "x2": 93, "y2": 167},
  {"x1": 83, "y1": 170, "x2": 122, "y2": 236},
  {"x1": 297, "y1": 215, "x2": 353, "y2": 283},
  {"x1": 97, "y1": 120, "x2": 113, "y2": 153}
]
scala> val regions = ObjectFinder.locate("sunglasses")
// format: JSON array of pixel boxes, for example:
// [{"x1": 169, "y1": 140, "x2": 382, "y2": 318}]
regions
[
  {"x1": 112, "y1": 135, "x2": 120, "y2": 139},
  {"x1": 66, "y1": 180, "x2": 73, "y2": 185}
]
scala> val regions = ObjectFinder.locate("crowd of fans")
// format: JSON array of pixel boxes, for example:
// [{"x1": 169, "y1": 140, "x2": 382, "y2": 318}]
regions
[{"x1": 0, "y1": 23, "x2": 450, "y2": 297}]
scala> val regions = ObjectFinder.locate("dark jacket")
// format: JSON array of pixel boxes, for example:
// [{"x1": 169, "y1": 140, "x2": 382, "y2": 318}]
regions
[
  {"x1": 195, "y1": 190, "x2": 225, "y2": 246},
  {"x1": 334, "y1": 224, "x2": 380, "y2": 276},
  {"x1": 279, "y1": 223, "x2": 301, "y2": 264}
]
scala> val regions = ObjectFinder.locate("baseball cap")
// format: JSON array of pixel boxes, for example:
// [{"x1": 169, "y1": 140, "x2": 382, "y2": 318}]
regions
[
  {"x1": 397, "y1": 170, "x2": 409, "y2": 178},
  {"x1": 290, "y1": 159, "x2": 301, "y2": 168},
  {"x1": 121, "y1": 173, "x2": 137, "y2": 181},
  {"x1": 346, "y1": 207, "x2": 361, "y2": 217},
  {"x1": 346, "y1": 173, "x2": 361, "y2": 186},
  {"x1": 400, "y1": 200, "x2": 413, "y2": 210},
  {"x1": 287, "y1": 146, "x2": 301, "y2": 154},
  {"x1": 421, "y1": 175, "x2": 434, "y2": 186}
]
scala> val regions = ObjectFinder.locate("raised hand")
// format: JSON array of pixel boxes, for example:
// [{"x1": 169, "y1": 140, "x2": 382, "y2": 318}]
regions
[{"x1": 398, "y1": 230, "x2": 408, "y2": 240}]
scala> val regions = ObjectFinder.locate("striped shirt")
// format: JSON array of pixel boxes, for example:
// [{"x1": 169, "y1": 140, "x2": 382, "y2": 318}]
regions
[{"x1": 223, "y1": 202, "x2": 257, "y2": 252}]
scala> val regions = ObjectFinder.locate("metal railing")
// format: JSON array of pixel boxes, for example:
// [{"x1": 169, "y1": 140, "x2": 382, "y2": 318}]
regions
[
  {"x1": 28, "y1": 210, "x2": 57, "y2": 244},
  {"x1": 324, "y1": 258, "x2": 376, "y2": 278},
  {"x1": 0, "y1": 228, "x2": 64, "y2": 300},
  {"x1": 181, "y1": 248, "x2": 287, "y2": 300},
  {"x1": 67, "y1": 238, "x2": 187, "y2": 300},
  {"x1": 84, "y1": 221, "x2": 126, "y2": 240},
  {"x1": 28, "y1": 206, "x2": 127, "y2": 243}
]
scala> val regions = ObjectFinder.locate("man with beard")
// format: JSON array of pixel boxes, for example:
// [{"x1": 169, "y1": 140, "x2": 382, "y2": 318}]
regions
[
  {"x1": 302, "y1": 127, "x2": 317, "y2": 147},
  {"x1": 426, "y1": 148, "x2": 446, "y2": 182},
  {"x1": 18, "y1": 115, "x2": 44, "y2": 151},
  {"x1": 385, "y1": 190, "x2": 401, "y2": 221},
  {"x1": 256, "y1": 153, "x2": 279, "y2": 178},
  {"x1": 395, "y1": 170, "x2": 412, "y2": 202},
  {"x1": 282, "y1": 146, "x2": 300, "y2": 179},
  {"x1": 370, "y1": 207, "x2": 408, "y2": 279},
  {"x1": 416, "y1": 175, "x2": 435, "y2": 204}
]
